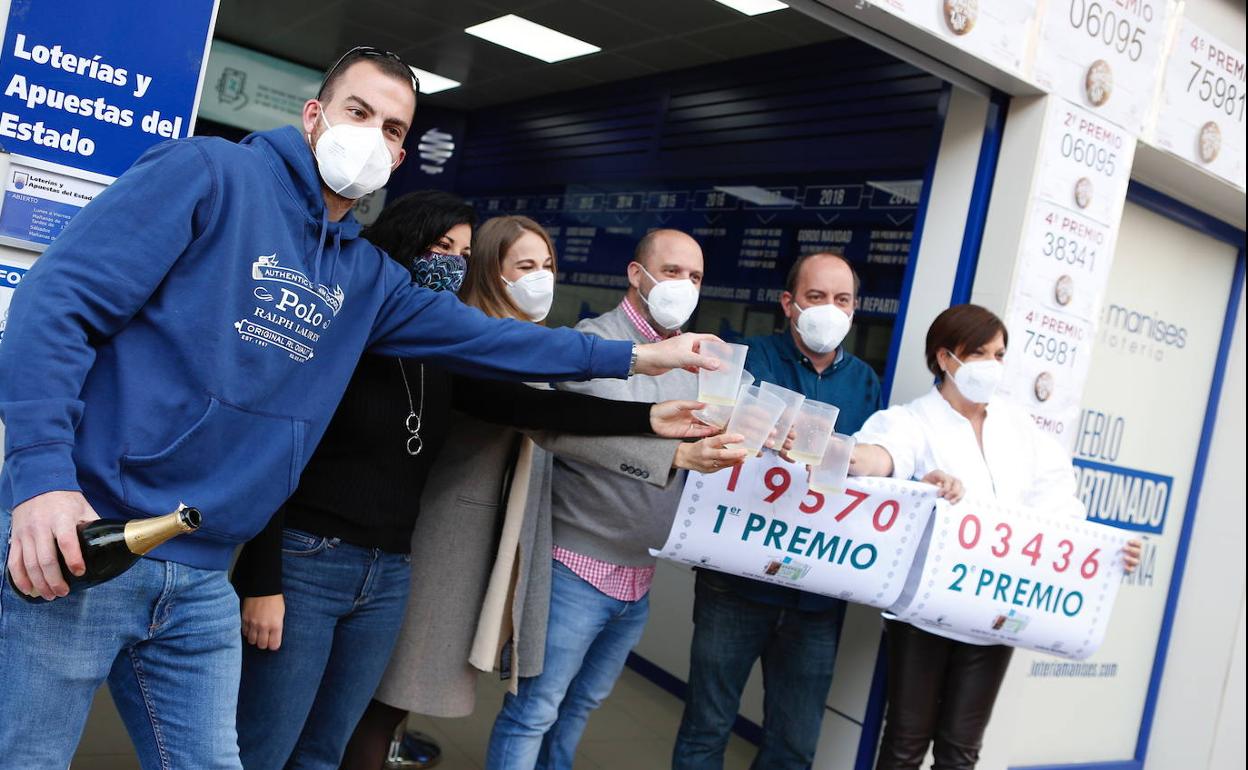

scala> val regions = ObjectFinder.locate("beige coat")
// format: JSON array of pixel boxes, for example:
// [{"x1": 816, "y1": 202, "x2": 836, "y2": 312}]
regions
[{"x1": 373, "y1": 410, "x2": 680, "y2": 717}]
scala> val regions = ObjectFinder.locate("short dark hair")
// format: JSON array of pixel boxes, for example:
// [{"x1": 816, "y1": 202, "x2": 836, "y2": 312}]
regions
[
  {"x1": 785, "y1": 251, "x2": 860, "y2": 296},
  {"x1": 362, "y1": 190, "x2": 476, "y2": 271},
  {"x1": 318, "y1": 47, "x2": 417, "y2": 108},
  {"x1": 925, "y1": 304, "x2": 1009, "y2": 381}
]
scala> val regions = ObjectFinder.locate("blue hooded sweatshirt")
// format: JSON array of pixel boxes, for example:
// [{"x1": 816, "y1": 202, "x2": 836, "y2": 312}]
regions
[{"x1": 0, "y1": 126, "x2": 631, "y2": 570}]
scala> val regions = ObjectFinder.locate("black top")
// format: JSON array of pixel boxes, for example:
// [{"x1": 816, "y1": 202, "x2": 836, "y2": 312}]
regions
[{"x1": 232, "y1": 353, "x2": 654, "y2": 596}]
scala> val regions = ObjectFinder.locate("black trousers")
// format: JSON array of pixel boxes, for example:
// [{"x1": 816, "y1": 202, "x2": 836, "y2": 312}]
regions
[{"x1": 874, "y1": 620, "x2": 1013, "y2": 770}]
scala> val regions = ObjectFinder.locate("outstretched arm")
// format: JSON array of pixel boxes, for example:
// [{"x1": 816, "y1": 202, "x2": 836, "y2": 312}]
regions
[{"x1": 367, "y1": 274, "x2": 720, "y2": 384}]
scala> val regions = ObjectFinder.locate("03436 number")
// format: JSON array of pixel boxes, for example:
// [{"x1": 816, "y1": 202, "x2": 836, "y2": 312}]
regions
[{"x1": 957, "y1": 513, "x2": 1103, "y2": 579}]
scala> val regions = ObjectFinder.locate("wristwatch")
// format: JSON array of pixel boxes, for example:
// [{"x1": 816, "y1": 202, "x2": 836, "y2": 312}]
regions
[{"x1": 627, "y1": 344, "x2": 640, "y2": 377}]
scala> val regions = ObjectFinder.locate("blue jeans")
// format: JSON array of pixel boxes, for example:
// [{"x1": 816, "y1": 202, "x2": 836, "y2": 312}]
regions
[
  {"x1": 0, "y1": 510, "x2": 242, "y2": 770},
  {"x1": 673, "y1": 571, "x2": 846, "y2": 770},
  {"x1": 486, "y1": 559, "x2": 650, "y2": 770},
  {"x1": 236, "y1": 529, "x2": 412, "y2": 770}
]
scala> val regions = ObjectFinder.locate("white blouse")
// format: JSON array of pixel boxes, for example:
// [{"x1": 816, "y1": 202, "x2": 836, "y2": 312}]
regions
[
  {"x1": 855, "y1": 387, "x2": 1086, "y2": 520},
  {"x1": 855, "y1": 387, "x2": 1087, "y2": 643}
]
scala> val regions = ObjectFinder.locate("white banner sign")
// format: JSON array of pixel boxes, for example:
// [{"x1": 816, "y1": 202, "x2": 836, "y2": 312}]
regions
[
  {"x1": 1001, "y1": 97, "x2": 1136, "y2": 447},
  {"x1": 652, "y1": 457, "x2": 938, "y2": 608},
  {"x1": 1032, "y1": 0, "x2": 1174, "y2": 132},
  {"x1": 1036, "y1": 98, "x2": 1136, "y2": 226},
  {"x1": 1149, "y1": 18, "x2": 1246, "y2": 189},
  {"x1": 864, "y1": 0, "x2": 1039, "y2": 75},
  {"x1": 891, "y1": 499, "x2": 1129, "y2": 659},
  {"x1": 1016, "y1": 198, "x2": 1118, "y2": 323},
  {"x1": 998, "y1": 294, "x2": 1095, "y2": 440}
]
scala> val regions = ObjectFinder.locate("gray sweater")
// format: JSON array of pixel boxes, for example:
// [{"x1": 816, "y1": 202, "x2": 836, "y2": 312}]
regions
[{"x1": 551, "y1": 304, "x2": 698, "y2": 566}]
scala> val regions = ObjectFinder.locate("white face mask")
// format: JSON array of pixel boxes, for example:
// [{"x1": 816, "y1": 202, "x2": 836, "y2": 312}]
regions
[
  {"x1": 503, "y1": 270, "x2": 555, "y2": 322},
  {"x1": 793, "y1": 302, "x2": 852, "y2": 354},
  {"x1": 949, "y1": 353, "x2": 1003, "y2": 403},
  {"x1": 310, "y1": 109, "x2": 395, "y2": 200},
  {"x1": 637, "y1": 264, "x2": 699, "y2": 330}
]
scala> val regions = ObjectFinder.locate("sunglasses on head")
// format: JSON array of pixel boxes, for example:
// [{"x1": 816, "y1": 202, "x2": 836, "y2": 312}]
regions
[{"x1": 319, "y1": 45, "x2": 420, "y2": 96}]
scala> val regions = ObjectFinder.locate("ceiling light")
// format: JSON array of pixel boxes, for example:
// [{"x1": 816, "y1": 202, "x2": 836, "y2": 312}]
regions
[
  {"x1": 464, "y1": 14, "x2": 601, "y2": 63},
  {"x1": 713, "y1": 0, "x2": 788, "y2": 15},
  {"x1": 409, "y1": 66, "x2": 461, "y2": 95}
]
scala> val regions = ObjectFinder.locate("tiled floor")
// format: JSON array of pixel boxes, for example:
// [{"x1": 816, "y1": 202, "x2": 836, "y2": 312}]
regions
[
  {"x1": 70, "y1": 664, "x2": 758, "y2": 769},
  {"x1": 402, "y1": 666, "x2": 758, "y2": 769}
]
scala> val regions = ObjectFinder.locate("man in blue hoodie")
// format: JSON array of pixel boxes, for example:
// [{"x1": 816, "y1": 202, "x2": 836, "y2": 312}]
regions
[{"x1": 0, "y1": 48, "x2": 713, "y2": 769}]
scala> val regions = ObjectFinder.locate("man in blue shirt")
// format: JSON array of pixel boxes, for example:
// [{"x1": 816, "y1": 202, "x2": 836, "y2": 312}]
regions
[{"x1": 674, "y1": 252, "x2": 883, "y2": 770}]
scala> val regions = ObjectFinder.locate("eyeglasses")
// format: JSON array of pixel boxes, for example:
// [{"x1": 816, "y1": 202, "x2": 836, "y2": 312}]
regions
[{"x1": 319, "y1": 46, "x2": 420, "y2": 96}]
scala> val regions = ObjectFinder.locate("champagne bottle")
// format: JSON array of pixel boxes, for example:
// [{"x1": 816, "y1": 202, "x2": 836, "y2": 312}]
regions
[{"x1": 7, "y1": 503, "x2": 201, "y2": 603}]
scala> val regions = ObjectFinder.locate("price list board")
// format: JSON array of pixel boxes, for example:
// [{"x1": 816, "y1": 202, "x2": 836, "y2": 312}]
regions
[
  {"x1": 998, "y1": 98, "x2": 1137, "y2": 445},
  {"x1": 464, "y1": 175, "x2": 924, "y2": 319},
  {"x1": 1031, "y1": 0, "x2": 1174, "y2": 133},
  {"x1": 1149, "y1": 19, "x2": 1246, "y2": 189}
]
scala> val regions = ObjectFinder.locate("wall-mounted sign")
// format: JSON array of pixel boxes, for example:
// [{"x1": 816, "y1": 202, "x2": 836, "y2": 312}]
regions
[
  {"x1": 861, "y1": 0, "x2": 1039, "y2": 75},
  {"x1": 197, "y1": 40, "x2": 319, "y2": 134},
  {"x1": 1148, "y1": 19, "x2": 1246, "y2": 190},
  {"x1": 997, "y1": 98, "x2": 1136, "y2": 446},
  {"x1": 463, "y1": 174, "x2": 924, "y2": 319},
  {"x1": 0, "y1": 154, "x2": 107, "y2": 251},
  {"x1": 0, "y1": 258, "x2": 27, "y2": 343},
  {"x1": 1031, "y1": 0, "x2": 1174, "y2": 132},
  {"x1": 0, "y1": 0, "x2": 216, "y2": 178}
]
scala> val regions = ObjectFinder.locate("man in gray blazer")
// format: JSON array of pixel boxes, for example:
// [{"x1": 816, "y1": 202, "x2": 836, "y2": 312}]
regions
[{"x1": 485, "y1": 230, "x2": 747, "y2": 769}]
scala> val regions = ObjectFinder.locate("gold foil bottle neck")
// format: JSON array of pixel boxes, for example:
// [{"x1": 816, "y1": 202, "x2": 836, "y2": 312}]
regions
[{"x1": 123, "y1": 504, "x2": 202, "y2": 556}]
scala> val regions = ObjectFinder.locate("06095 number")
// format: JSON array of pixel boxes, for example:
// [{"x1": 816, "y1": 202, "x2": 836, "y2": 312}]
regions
[
  {"x1": 1061, "y1": 133, "x2": 1118, "y2": 175},
  {"x1": 1067, "y1": 0, "x2": 1149, "y2": 62}
]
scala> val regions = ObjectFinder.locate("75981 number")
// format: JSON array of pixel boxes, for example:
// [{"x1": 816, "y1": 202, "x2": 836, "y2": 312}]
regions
[{"x1": 1187, "y1": 61, "x2": 1246, "y2": 122}]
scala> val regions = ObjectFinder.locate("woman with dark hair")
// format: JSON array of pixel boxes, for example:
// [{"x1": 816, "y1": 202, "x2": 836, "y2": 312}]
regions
[
  {"x1": 231, "y1": 193, "x2": 732, "y2": 769},
  {"x1": 848, "y1": 303, "x2": 1142, "y2": 770}
]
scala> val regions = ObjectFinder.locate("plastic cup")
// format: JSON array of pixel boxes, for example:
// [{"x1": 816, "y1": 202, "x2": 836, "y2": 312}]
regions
[
  {"x1": 724, "y1": 385, "x2": 787, "y2": 455},
  {"x1": 809, "y1": 432, "x2": 856, "y2": 494},
  {"x1": 694, "y1": 370, "x2": 754, "y2": 428},
  {"x1": 697, "y1": 340, "x2": 749, "y2": 407},
  {"x1": 786, "y1": 400, "x2": 841, "y2": 466},
  {"x1": 759, "y1": 382, "x2": 805, "y2": 451}
]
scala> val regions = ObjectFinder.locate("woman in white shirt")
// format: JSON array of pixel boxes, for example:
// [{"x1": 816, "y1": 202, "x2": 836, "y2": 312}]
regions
[{"x1": 849, "y1": 304, "x2": 1140, "y2": 770}]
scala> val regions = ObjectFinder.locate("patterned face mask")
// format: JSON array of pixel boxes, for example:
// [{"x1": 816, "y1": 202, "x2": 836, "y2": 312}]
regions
[{"x1": 411, "y1": 251, "x2": 467, "y2": 293}]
